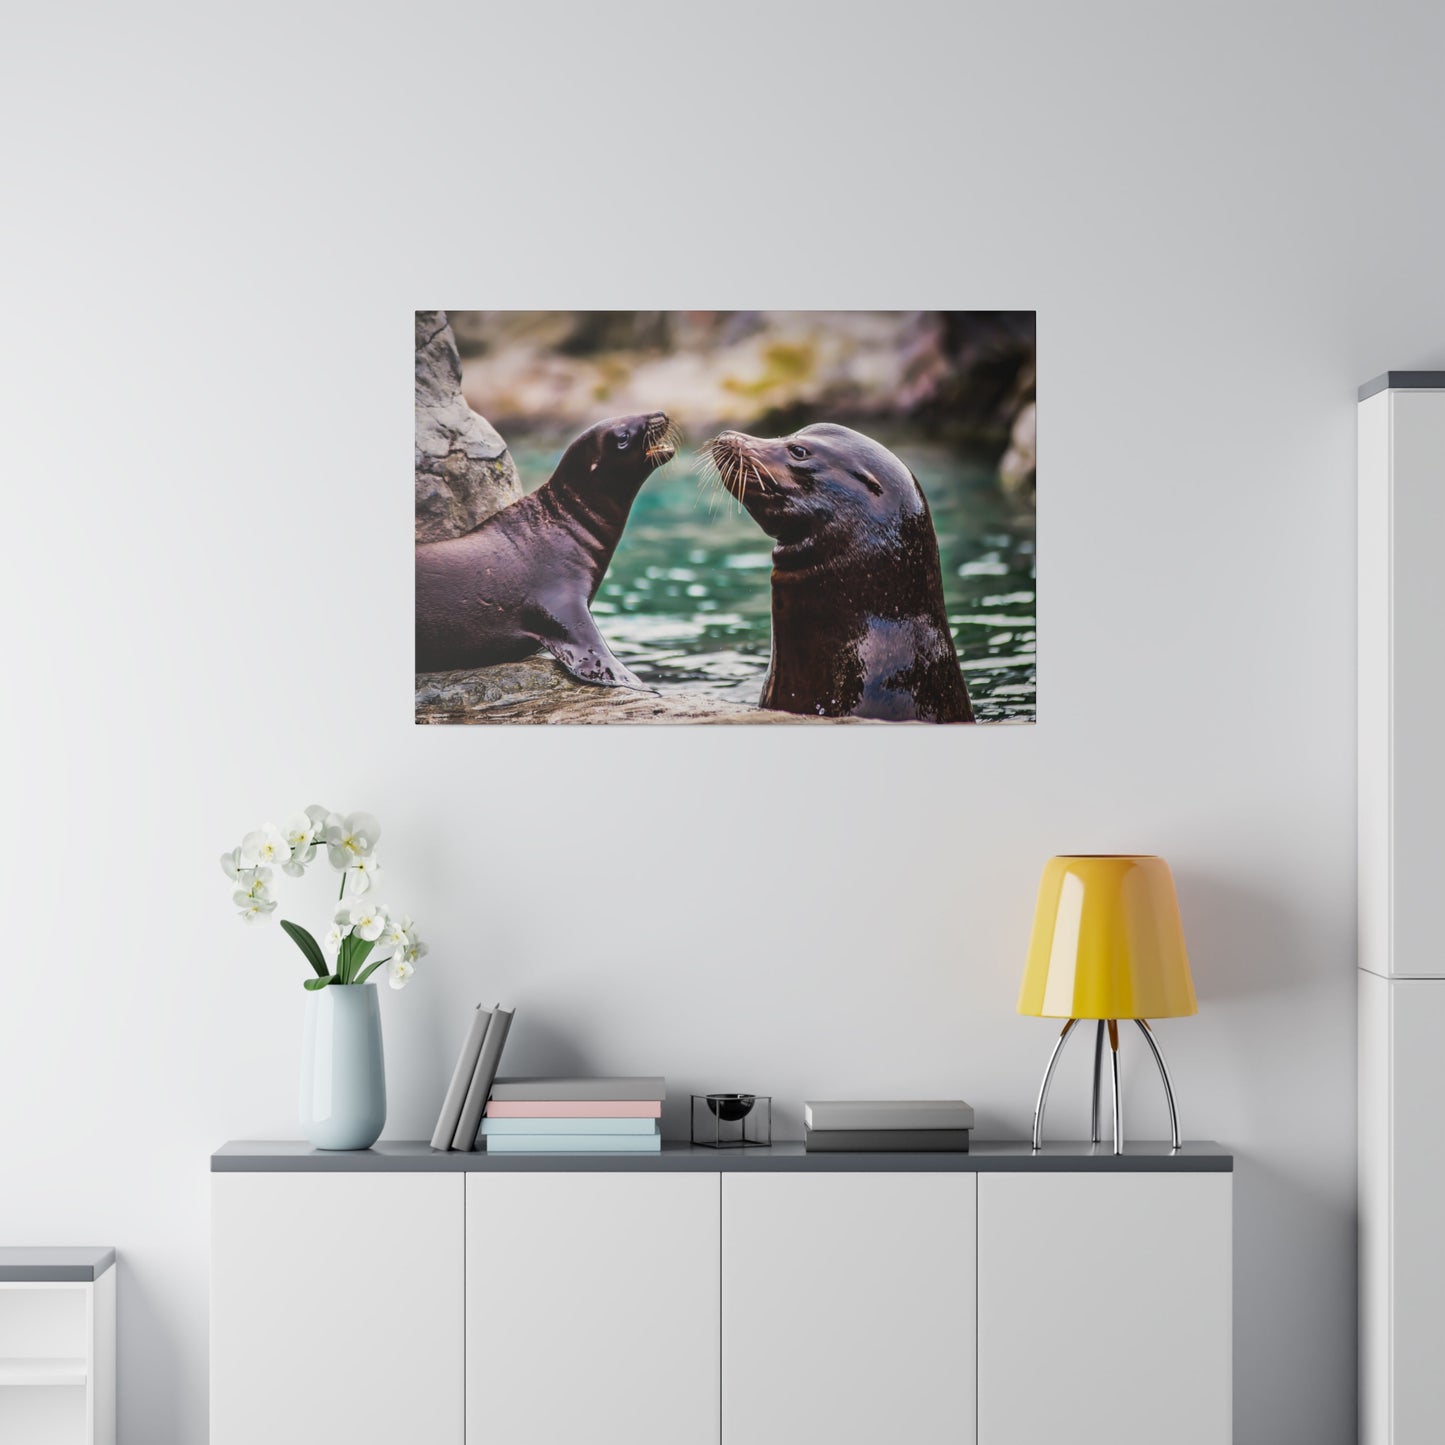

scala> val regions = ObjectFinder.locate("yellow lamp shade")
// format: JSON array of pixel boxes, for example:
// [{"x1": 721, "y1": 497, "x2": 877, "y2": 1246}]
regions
[{"x1": 1018, "y1": 856, "x2": 1197, "y2": 1020}]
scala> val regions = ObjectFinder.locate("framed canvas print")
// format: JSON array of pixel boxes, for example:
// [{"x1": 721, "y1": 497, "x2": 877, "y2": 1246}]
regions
[{"x1": 415, "y1": 310, "x2": 1035, "y2": 725}]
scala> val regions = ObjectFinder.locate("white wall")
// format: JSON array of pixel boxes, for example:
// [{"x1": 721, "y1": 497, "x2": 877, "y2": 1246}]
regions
[{"x1": 2, "y1": 2, "x2": 1441, "y2": 1441}]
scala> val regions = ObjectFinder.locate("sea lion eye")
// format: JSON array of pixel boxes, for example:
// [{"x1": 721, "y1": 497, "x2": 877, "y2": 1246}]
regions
[
  {"x1": 615, "y1": 434, "x2": 629, "y2": 450},
  {"x1": 787, "y1": 443, "x2": 809, "y2": 460}
]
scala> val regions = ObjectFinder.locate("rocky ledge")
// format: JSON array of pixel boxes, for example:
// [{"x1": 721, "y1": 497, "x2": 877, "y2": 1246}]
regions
[{"x1": 415, "y1": 658, "x2": 872, "y2": 725}]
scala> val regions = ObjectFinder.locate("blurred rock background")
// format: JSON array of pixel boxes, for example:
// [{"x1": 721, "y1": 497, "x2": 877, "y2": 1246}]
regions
[{"x1": 446, "y1": 310, "x2": 1036, "y2": 497}]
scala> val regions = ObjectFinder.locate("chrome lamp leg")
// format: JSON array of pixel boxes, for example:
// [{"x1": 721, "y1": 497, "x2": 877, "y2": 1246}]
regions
[
  {"x1": 1090, "y1": 1020, "x2": 1105, "y2": 1144},
  {"x1": 1031, "y1": 1018, "x2": 1078, "y2": 1151},
  {"x1": 1135, "y1": 1018, "x2": 1181, "y2": 1150},
  {"x1": 1107, "y1": 1018, "x2": 1123, "y2": 1155}
]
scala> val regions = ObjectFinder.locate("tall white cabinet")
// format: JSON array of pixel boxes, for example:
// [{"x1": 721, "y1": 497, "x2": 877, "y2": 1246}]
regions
[{"x1": 1358, "y1": 372, "x2": 1445, "y2": 1445}]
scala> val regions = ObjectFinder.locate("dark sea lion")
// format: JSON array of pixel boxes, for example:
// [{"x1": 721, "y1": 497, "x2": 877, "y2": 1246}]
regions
[
  {"x1": 415, "y1": 412, "x2": 676, "y2": 685},
  {"x1": 702, "y1": 423, "x2": 974, "y2": 723}
]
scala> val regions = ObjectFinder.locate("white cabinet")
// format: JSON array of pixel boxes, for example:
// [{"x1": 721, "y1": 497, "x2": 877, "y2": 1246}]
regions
[
  {"x1": 1359, "y1": 381, "x2": 1445, "y2": 980},
  {"x1": 1360, "y1": 971, "x2": 1445, "y2": 1443},
  {"x1": 0, "y1": 1264, "x2": 114, "y2": 1445},
  {"x1": 466, "y1": 1172, "x2": 719, "y2": 1445},
  {"x1": 211, "y1": 1146, "x2": 1230, "y2": 1445},
  {"x1": 721, "y1": 1173, "x2": 976, "y2": 1445},
  {"x1": 210, "y1": 1173, "x2": 464, "y2": 1445},
  {"x1": 1358, "y1": 374, "x2": 1445, "y2": 1445},
  {"x1": 977, "y1": 1172, "x2": 1232, "y2": 1445}
]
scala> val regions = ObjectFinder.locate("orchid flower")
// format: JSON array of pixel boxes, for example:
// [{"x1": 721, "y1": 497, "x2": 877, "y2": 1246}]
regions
[
  {"x1": 240, "y1": 824, "x2": 291, "y2": 870},
  {"x1": 325, "y1": 812, "x2": 380, "y2": 870}
]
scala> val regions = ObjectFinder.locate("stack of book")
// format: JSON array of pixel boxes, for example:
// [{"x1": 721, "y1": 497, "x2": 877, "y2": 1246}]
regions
[
  {"x1": 803, "y1": 1099, "x2": 974, "y2": 1152},
  {"x1": 430, "y1": 1003, "x2": 516, "y2": 1153},
  {"x1": 480, "y1": 1077, "x2": 665, "y2": 1154}
]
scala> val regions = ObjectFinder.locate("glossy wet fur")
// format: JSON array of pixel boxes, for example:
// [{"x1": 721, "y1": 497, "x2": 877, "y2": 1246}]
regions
[
  {"x1": 702, "y1": 424, "x2": 974, "y2": 723},
  {"x1": 415, "y1": 412, "x2": 675, "y2": 684}
]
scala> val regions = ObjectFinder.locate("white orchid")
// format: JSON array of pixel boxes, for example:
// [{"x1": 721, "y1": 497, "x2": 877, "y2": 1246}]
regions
[
  {"x1": 232, "y1": 868, "x2": 273, "y2": 902},
  {"x1": 348, "y1": 902, "x2": 388, "y2": 942},
  {"x1": 235, "y1": 890, "x2": 277, "y2": 924},
  {"x1": 224, "y1": 808, "x2": 423, "y2": 991},
  {"x1": 240, "y1": 823, "x2": 291, "y2": 870},
  {"x1": 220, "y1": 847, "x2": 250, "y2": 883},
  {"x1": 343, "y1": 855, "x2": 383, "y2": 896},
  {"x1": 325, "y1": 812, "x2": 380, "y2": 870}
]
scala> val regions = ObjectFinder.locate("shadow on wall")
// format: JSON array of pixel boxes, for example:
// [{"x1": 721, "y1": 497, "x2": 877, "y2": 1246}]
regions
[
  {"x1": 119, "y1": 1256, "x2": 193, "y2": 1443},
  {"x1": 1229, "y1": 1151, "x2": 1356, "y2": 1442},
  {"x1": 1175, "y1": 867, "x2": 1330, "y2": 1002}
]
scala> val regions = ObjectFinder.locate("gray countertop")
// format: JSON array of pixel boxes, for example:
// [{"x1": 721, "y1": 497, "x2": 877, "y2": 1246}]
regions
[
  {"x1": 214, "y1": 1140, "x2": 1232, "y2": 1173},
  {"x1": 0, "y1": 1247, "x2": 115, "y2": 1282},
  {"x1": 1359, "y1": 371, "x2": 1445, "y2": 400}
]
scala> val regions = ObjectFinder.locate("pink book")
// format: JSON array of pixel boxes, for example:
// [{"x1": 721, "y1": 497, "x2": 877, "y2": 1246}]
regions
[{"x1": 484, "y1": 1099, "x2": 662, "y2": 1118}]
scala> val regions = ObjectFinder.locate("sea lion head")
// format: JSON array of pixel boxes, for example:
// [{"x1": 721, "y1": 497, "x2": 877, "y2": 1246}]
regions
[
  {"x1": 562, "y1": 411, "x2": 678, "y2": 495},
  {"x1": 702, "y1": 423, "x2": 925, "y2": 551}
]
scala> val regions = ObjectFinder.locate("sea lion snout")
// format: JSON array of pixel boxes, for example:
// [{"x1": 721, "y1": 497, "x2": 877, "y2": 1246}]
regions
[
  {"x1": 597, "y1": 411, "x2": 677, "y2": 467},
  {"x1": 703, "y1": 430, "x2": 780, "y2": 501},
  {"x1": 643, "y1": 411, "x2": 677, "y2": 464}
]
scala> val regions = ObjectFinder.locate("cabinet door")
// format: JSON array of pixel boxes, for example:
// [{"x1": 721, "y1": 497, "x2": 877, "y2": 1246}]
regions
[
  {"x1": 211, "y1": 1173, "x2": 464, "y2": 1445},
  {"x1": 977, "y1": 1173, "x2": 1231, "y2": 1445},
  {"x1": 1386, "y1": 977, "x2": 1445, "y2": 1440},
  {"x1": 722, "y1": 1172, "x2": 976, "y2": 1445},
  {"x1": 466, "y1": 1172, "x2": 719, "y2": 1445}
]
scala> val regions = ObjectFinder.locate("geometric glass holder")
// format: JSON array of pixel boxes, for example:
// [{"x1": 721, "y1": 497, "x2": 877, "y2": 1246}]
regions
[{"x1": 691, "y1": 1093, "x2": 771, "y2": 1148}]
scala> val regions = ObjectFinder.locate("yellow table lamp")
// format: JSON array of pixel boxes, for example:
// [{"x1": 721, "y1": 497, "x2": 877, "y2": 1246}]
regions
[{"x1": 1019, "y1": 855, "x2": 1196, "y2": 1154}]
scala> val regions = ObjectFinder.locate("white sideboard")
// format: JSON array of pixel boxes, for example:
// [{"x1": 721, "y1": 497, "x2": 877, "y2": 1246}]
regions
[
  {"x1": 0, "y1": 1249, "x2": 115, "y2": 1445},
  {"x1": 211, "y1": 1141, "x2": 1231, "y2": 1445},
  {"x1": 1358, "y1": 373, "x2": 1445, "y2": 1445}
]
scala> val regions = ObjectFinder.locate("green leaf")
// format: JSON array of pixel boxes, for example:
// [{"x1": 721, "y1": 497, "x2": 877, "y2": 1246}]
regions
[
  {"x1": 303, "y1": 975, "x2": 335, "y2": 991},
  {"x1": 280, "y1": 919, "x2": 329, "y2": 978},
  {"x1": 348, "y1": 937, "x2": 377, "y2": 982},
  {"x1": 354, "y1": 955, "x2": 389, "y2": 986}
]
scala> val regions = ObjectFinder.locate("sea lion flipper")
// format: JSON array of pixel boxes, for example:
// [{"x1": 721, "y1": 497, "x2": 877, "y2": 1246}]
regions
[{"x1": 541, "y1": 610, "x2": 649, "y2": 691}]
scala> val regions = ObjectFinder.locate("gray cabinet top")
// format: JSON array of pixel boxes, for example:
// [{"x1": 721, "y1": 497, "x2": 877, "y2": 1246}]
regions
[
  {"x1": 213, "y1": 1140, "x2": 1232, "y2": 1174},
  {"x1": 1359, "y1": 372, "x2": 1445, "y2": 401},
  {"x1": 0, "y1": 1247, "x2": 115, "y2": 1282}
]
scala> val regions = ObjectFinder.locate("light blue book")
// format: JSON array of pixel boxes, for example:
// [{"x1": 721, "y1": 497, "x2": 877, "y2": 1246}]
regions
[
  {"x1": 484, "y1": 1133, "x2": 663, "y2": 1154},
  {"x1": 479, "y1": 1116, "x2": 660, "y2": 1137}
]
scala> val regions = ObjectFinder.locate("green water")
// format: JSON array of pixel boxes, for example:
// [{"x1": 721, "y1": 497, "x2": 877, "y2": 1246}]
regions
[{"x1": 510, "y1": 438, "x2": 1036, "y2": 723}]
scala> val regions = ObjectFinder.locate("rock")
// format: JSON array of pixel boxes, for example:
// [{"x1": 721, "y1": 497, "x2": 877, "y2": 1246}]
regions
[
  {"x1": 998, "y1": 400, "x2": 1036, "y2": 508},
  {"x1": 415, "y1": 310, "x2": 523, "y2": 542},
  {"x1": 414, "y1": 657, "x2": 877, "y2": 725}
]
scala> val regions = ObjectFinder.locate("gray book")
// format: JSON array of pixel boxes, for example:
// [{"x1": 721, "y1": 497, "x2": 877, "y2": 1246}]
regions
[
  {"x1": 452, "y1": 1005, "x2": 515, "y2": 1151},
  {"x1": 488, "y1": 1076, "x2": 665, "y2": 1102},
  {"x1": 430, "y1": 1004, "x2": 492, "y2": 1151},
  {"x1": 804, "y1": 1100, "x2": 975, "y2": 1132},
  {"x1": 804, "y1": 1128, "x2": 971, "y2": 1152}
]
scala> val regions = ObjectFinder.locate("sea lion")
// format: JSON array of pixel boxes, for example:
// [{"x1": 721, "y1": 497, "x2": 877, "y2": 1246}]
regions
[
  {"x1": 415, "y1": 412, "x2": 677, "y2": 685},
  {"x1": 701, "y1": 423, "x2": 974, "y2": 723}
]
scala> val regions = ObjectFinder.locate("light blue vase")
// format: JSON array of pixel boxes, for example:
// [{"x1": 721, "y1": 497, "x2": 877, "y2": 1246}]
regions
[{"x1": 300, "y1": 984, "x2": 386, "y2": 1150}]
